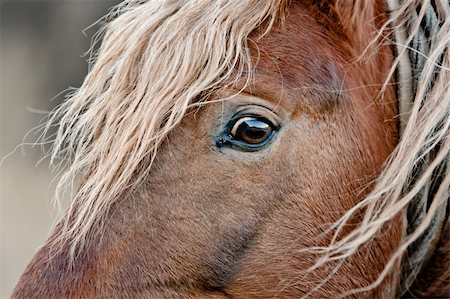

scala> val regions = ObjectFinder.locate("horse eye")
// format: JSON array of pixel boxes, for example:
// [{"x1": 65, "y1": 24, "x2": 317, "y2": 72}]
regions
[{"x1": 230, "y1": 117, "x2": 274, "y2": 145}]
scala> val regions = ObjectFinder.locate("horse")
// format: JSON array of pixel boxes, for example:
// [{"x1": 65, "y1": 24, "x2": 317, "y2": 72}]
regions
[{"x1": 12, "y1": 0, "x2": 449, "y2": 297}]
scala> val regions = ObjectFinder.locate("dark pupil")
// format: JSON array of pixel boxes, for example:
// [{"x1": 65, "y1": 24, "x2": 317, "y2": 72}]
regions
[{"x1": 235, "y1": 119, "x2": 272, "y2": 144}]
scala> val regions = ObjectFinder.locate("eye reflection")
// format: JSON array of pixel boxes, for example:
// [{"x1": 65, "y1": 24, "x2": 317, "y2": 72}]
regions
[{"x1": 230, "y1": 117, "x2": 273, "y2": 145}]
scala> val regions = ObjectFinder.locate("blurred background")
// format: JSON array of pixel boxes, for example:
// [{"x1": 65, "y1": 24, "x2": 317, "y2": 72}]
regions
[{"x1": 1, "y1": 1, "x2": 119, "y2": 296}]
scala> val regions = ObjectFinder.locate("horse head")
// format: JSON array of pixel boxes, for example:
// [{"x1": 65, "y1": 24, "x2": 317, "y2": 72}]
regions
[{"x1": 13, "y1": 0, "x2": 449, "y2": 298}]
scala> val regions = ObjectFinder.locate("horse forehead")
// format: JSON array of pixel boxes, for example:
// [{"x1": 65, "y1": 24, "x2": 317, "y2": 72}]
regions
[{"x1": 249, "y1": 3, "x2": 346, "y2": 105}]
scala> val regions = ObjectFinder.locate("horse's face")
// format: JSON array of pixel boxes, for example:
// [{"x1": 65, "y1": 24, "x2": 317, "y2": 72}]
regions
[{"x1": 14, "y1": 2, "x2": 403, "y2": 298}]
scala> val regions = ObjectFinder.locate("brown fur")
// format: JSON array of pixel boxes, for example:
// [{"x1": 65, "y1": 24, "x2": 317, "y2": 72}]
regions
[{"x1": 12, "y1": 1, "x2": 448, "y2": 298}]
